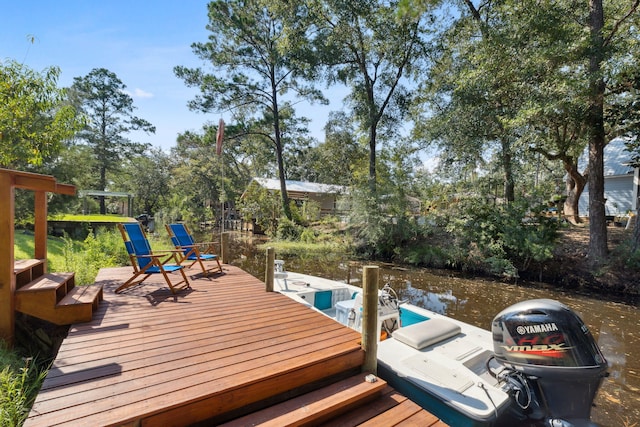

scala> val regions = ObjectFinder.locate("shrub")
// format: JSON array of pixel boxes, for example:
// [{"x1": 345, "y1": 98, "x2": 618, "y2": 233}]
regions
[
  {"x1": 441, "y1": 198, "x2": 558, "y2": 278},
  {"x1": 61, "y1": 228, "x2": 127, "y2": 285},
  {"x1": 0, "y1": 345, "x2": 47, "y2": 427},
  {"x1": 299, "y1": 228, "x2": 317, "y2": 243},
  {"x1": 276, "y1": 216, "x2": 303, "y2": 241}
]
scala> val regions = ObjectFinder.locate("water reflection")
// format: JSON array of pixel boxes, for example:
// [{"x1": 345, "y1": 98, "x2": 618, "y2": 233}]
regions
[{"x1": 225, "y1": 233, "x2": 640, "y2": 427}]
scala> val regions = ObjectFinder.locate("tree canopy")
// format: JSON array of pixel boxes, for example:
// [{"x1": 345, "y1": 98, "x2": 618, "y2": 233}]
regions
[
  {"x1": 175, "y1": 0, "x2": 326, "y2": 220},
  {"x1": 69, "y1": 68, "x2": 155, "y2": 214},
  {"x1": 0, "y1": 60, "x2": 80, "y2": 168}
]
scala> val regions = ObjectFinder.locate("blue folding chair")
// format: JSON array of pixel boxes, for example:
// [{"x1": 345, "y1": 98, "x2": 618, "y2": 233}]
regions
[
  {"x1": 117, "y1": 223, "x2": 191, "y2": 294},
  {"x1": 166, "y1": 223, "x2": 223, "y2": 276}
]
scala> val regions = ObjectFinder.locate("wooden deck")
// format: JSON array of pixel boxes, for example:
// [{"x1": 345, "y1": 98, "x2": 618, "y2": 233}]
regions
[{"x1": 24, "y1": 263, "x2": 446, "y2": 427}]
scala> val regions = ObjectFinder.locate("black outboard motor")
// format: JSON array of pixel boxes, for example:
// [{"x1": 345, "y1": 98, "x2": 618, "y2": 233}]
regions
[{"x1": 491, "y1": 299, "x2": 608, "y2": 427}]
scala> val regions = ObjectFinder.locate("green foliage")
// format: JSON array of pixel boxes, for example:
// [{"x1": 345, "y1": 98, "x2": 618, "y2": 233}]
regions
[
  {"x1": 276, "y1": 216, "x2": 303, "y2": 241},
  {"x1": 115, "y1": 148, "x2": 172, "y2": 217},
  {"x1": 47, "y1": 214, "x2": 129, "y2": 222},
  {"x1": 0, "y1": 60, "x2": 81, "y2": 168},
  {"x1": 443, "y1": 198, "x2": 558, "y2": 278},
  {"x1": 348, "y1": 186, "x2": 420, "y2": 260},
  {"x1": 61, "y1": 228, "x2": 128, "y2": 285},
  {"x1": 610, "y1": 238, "x2": 640, "y2": 271},
  {"x1": 237, "y1": 181, "x2": 282, "y2": 235},
  {"x1": 402, "y1": 243, "x2": 449, "y2": 269},
  {"x1": 0, "y1": 346, "x2": 47, "y2": 427},
  {"x1": 289, "y1": 199, "x2": 321, "y2": 226},
  {"x1": 299, "y1": 228, "x2": 318, "y2": 244},
  {"x1": 294, "y1": 0, "x2": 434, "y2": 189},
  {"x1": 256, "y1": 238, "x2": 348, "y2": 258}
]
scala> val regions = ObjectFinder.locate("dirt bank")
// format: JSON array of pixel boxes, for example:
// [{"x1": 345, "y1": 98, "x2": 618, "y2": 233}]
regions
[{"x1": 525, "y1": 225, "x2": 640, "y2": 300}]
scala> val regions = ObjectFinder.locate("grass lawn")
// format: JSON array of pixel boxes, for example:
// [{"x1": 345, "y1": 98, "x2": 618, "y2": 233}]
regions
[
  {"x1": 47, "y1": 213, "x2": 135, "y2": 222},
  {"x1": 14, "y1": 230, "x2": 67, "y2": 271}
]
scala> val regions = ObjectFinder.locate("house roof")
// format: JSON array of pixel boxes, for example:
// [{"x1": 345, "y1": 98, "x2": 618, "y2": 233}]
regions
[
  {"x1": 579, "y1": 137, "x2": 635, "y2": 177},
  {"x1": 253, "y1": 178, "x2": 347, "y2": 195}
]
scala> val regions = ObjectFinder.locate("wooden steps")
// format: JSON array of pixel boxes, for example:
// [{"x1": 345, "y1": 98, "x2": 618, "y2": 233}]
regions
[
  {"x1": 14, "y1": 259, "x2": 103, "y2": 325},
  {"x1": 219, "y1": 371, "x2": 447, "y2": 427},
  {"x1": 220, "y1": 373, "x2": 387, "y2": 427}
]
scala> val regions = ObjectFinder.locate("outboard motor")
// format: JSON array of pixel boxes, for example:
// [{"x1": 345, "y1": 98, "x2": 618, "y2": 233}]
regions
[{"x1": 491, "y1": 299, "x2": 608, "y2": 427}]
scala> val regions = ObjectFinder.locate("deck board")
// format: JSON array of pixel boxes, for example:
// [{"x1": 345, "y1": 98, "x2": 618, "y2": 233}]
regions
[{"x1": 24, "y1": 263, "x2": 445, "y2": 427}]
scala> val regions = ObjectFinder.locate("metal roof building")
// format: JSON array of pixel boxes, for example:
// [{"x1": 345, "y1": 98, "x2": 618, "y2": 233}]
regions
[{"x1": 579, "y1": 137, "x2": 639, "y2": 216}]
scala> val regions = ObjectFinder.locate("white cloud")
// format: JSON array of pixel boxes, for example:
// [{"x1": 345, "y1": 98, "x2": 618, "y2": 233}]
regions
[{"x1": 131, "y1": 88, "x2": 154, "y2": 98}]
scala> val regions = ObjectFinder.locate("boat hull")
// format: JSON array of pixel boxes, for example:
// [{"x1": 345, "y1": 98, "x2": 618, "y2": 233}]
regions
[
  {"x1": 377, "y1": 362, "x2": 513, "y2": 427},
  {"x1": 274, "y1": 271, "x2": 514, "y2": 425}
]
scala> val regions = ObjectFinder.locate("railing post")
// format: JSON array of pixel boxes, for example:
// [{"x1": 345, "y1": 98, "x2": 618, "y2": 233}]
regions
[
  {"x1": 0, "y1": 171, "x2": 15, "y2": 346},
  {"x1": 265, "y1": 247, "x2": 275, "y2": 292},
  {"x1": 362, "y1": 265, "x2": 379, "y2": 374},
  {"x1": 34, "y1": 191, "x2": 48, "y2": 264},
  {"x1": 221, "y1": 232, "x2": 229, "y2": 264}
]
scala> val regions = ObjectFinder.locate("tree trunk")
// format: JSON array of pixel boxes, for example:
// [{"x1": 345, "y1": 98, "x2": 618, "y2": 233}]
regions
[
  {"x1": 563, "y1": 164, "x2": 587, "y2": 224},
  {"x1": 368, "y1": 123, "x2": 377, "y2": 194},
  {"x1": 586, "y1": 0, "x2": 608, "y2": 264},
  {"x1": 633, "y1": 211, "x2": 640, "y2": 253},
  {"x1": 271, "y1": 73, "x2": 291, "y2": 221},
  {"x1": 99, "y1": 165, "x2": 107, "y2": 215},
  {"x1": 501, "y1": 139, "x2": 515, "y2": 202}
]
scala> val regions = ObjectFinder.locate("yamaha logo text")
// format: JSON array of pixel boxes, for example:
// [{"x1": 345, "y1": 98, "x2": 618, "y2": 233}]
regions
[{"x1": 516, "y1": 323, "x2": 558, "y2": 335}]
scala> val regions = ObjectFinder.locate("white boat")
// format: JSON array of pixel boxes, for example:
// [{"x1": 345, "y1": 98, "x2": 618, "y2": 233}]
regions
[{"x1": 273, "y1": 264, "x2": 608, "y2": 427}]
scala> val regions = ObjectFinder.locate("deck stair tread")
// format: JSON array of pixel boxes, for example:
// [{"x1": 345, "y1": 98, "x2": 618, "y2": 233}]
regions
[
  {"x1": 16, "y1": 272, "x2": 73, "y2": 292},
  {"x1": 14, "y1": 258, "x2": 46, "y2": 274},
  {"x1": 57, "y1": 284, "x2": 103, "y2": 307},
  {"x1": 220, "y1": 373, "x2": 386, "y2": 427}
]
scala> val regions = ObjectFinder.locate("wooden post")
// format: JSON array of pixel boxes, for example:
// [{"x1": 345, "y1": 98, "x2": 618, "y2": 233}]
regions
[
  {"x1": 34, "y1": 191, "x2": 48, "y2": 264},
  {"x1": 221, "y1": 232, "x2": 229, "y2": 264},
  {"x1": 361, "y1": 265, "x2": 379, "y2": 374},
  {"x1": 0, "y1": 172, "x2": 15, "y2": 346},
  {"x1": 265, "y1": 247, "x2": 275, "y2": 292}
]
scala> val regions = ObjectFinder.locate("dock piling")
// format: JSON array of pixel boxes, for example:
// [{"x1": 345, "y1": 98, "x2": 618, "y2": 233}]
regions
[
  {"x1": 361, "y1": 265, "x2": 379, "y2": 374},
  {"x1": 265, "y1": 247, "x2": 274, "y2": 292}
]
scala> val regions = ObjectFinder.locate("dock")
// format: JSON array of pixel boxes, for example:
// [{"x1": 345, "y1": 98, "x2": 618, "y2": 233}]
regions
[{"x1": 24, "y1": 264, "x2": 446, "y2": 426}]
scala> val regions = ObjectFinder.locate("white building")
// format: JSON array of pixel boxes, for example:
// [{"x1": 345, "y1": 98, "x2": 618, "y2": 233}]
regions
[{"x1": 579, "y1": 137, "x2": 639, "y2": 217}]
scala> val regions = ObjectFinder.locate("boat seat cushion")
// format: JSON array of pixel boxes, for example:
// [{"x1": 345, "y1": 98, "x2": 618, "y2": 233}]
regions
[{"x1": 393, "y1": 318, "x2": 461, "y2": 350}]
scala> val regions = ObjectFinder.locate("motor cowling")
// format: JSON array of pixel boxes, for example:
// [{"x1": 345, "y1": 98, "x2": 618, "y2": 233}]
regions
[{"x1": 491, "y1": 299, "x2": 608, "y2": 426}]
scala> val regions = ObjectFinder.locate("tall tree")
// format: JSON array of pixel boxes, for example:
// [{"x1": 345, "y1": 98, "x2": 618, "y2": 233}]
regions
[
  {"x1": 0, "y1": 60, "x2": 80, "y2": 168},
  {"x1": 297, "y1": 0, "x2": 433, "y2": 195},
  {"x1": 175, "y1": 0, "x2": 324, "y2": 221},
  {"x1": 584, "y1": 0, "x2": 638, "y2": 262},
  {"x1": 417, "y1": 0, "x2": 556, "y2": 204},
  {"x1": 69, "y1": 68, "x2": 155, "y2": 214}
]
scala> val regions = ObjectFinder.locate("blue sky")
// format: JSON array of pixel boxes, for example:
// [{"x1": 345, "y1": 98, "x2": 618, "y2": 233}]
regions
[{"x1": 2, "y1": 1, "x2": 334, "y2": 150}]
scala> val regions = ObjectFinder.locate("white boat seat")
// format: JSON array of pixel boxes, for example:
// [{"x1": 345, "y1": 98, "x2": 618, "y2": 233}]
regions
[{"x1": 393, "y1": 318, "x2": 461, "y2": 350}]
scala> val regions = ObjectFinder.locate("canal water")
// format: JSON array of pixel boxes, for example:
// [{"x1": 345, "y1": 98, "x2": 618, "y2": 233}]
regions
[{"x1": 226, "y1": 234, "x2": 640, "y2": 426}]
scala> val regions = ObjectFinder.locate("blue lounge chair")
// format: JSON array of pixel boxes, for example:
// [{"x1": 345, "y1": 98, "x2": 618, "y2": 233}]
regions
[
  {"x1": 166, "y1": 223, "x2": 223, "y2": 276},
  {"x1": 117, "y1": 223, "x2": 191, "y2": 294}
]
